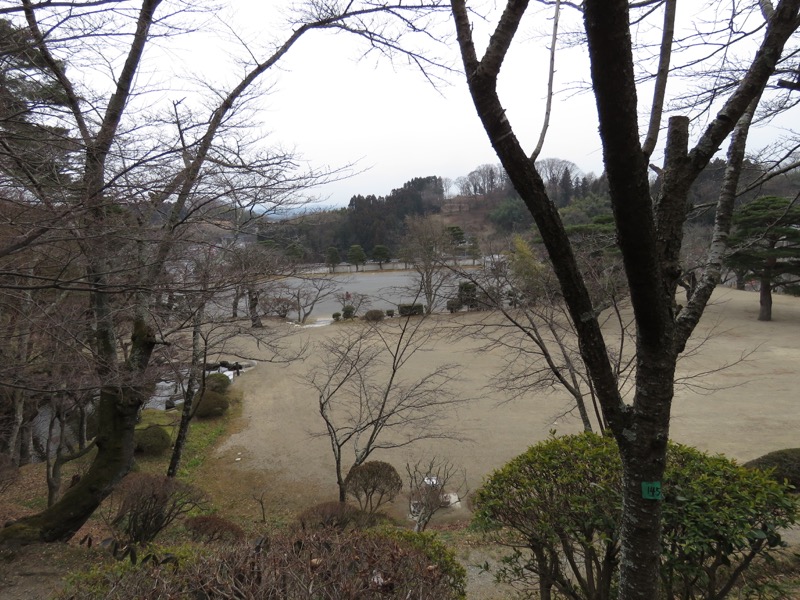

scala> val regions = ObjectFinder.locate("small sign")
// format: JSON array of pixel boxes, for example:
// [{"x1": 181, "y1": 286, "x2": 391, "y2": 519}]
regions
[{"x1": 642, "y1": 481, "x2": 662, "y2": 500}]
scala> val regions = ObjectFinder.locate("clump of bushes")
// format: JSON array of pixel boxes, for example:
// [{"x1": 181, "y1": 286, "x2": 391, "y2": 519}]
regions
[
  {"x1": 446, "y1": 299, "x2": 462, "y2": 313},
  {"x1": 474, "y1": 433, "x2": 798, "y2": 600},
  {"x1": 204, "y1": 372, "x2": 231, "y2": 394},
  {"x1": 59, "y1": 528, "x2": 466, "y2": 599},
  {"x1": 745, "y1": 448, "x2": 800, "y2": 491},
  {"x1": 398, "y1": 303, "x2": 424, "y2": 316},
  {"x1": 342, "y1": 304, "x2": 356, "y2": 319},
  {"x1": 184, "y1": 515, "x2": 244, "y2": 544},
  {"x1": 363, "y1": 309, "x2": 385, "y2": 322},
  {"x1": 332, "y1": 311, "x2": 341, "y2": 321},
  {"x1": 298, "y1": 501, "x2": 373, "y2": 531},
  {"x1": 134, "y1": 425, "x2": 172, "y2": 456},
  {"x1": 194, "y1": 390, "x2": 229, "y2": 419}
]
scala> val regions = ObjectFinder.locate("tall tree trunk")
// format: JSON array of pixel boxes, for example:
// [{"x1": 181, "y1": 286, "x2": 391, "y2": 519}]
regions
[
  {"x1": 248, "y1": 287, "x2": 263, "y2": 328},
  {"x1": 167, "y1": 303, "x2": 204, "y2": 477},
  {"x1": 1, "y1": 385, "x2": 142, "y2": 542},
  {"x1": 758, "y1": 276, "x2": 773, "y2": 321}
]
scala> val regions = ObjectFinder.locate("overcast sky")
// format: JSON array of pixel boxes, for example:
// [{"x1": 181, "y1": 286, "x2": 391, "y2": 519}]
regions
[
  {"x1": 208, "y1": 1, "x2": 605, "y2": 207},
  {"x1": 160, "y1": 1, "x2": 794, "y2": 208}
]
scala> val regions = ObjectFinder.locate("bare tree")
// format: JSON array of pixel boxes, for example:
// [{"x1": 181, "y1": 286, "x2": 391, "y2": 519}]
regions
[
  {"x1": 399, "y1": 214, "x2": 457, "y2": 314},
  {"x1": 450, "y1": 0, "x2": 800, "y2": 597},
  {"x1": 406, "y1": 456, "x2": 467, "y2": 533},
  {"x1": 307, "y1": 316, "x2": 464, "y2": 502},
  {"x1": 0, "y1": 0, "x2": 450, "y2": 545}
]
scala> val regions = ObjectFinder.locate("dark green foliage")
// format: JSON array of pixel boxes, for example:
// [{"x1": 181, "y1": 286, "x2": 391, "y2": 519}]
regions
[
  {"x1": 297, "y1": 501, "x2": 373, "y2": 531},
  {"x1": 447, "y1": 225, "x2": 466, "y2": 245},
  {"x1": 204, "y1": 372, "x2": 231, "y2": 395},
  {"x1": 332, "y1": 311, "x2": 342, "y2": 321},
  {"x1": 371, "y1": 244, "x2": 391, "y2": 267},
  {"x1": 325, "y1": 246, "x2": 341, "y2": 270},
  {"x1": 446, "y1": 299, "x2": 462, "y2": 313},
  {"x1": 133, "y1": 426, "x2": 172, "y2": 456},
  {"x1": 184, "y1": 515, "x2": 245, "y2": 544},
  {"x1": 457, "y1": 281, "x2": 479, "y2": 309},
  {"x1": 59, "y1": 528, "x2": 465, "y2": 599},
  {"x1": 345, "y1": 461, "x2": 403, "y2": 513},
  {"x1": 398, "y1": 303, "x2": 424, "y2": 316},
  {"x1": 385, "y1": 309, "x2": 395, "y2": 317},
  {"x1": 347, "y1": 244, "x2": 367, "y2": 270},
  {"x1": 108, "y1": 473, "x2": 205, "y2": 546},
  {"x1": 474, "y1": 433, "x2": 798, "y2": 600},
  {"x1": 194, "y1": 390, "x2": 229, "y2": 419},
  {"x1": 342, "y1": 304, "x2": 356, "y2": 319},
  {"x1": 363, "y1": 309, "x2": 385, "y2": 322},
  {"x1": 726, "y1": 196, "x2": 800, "y2": 320},
  {"x1": 489, "y1": 197, "x2": 535, "y2": 232},
  {"x1": 745, "y1": 448, "x2": 800, "y2": 491}
]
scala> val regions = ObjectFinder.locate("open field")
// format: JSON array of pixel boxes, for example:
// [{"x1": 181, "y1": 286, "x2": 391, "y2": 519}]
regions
[{"x1": 213, "y1": 287, "x2": 800, "y2": 524}]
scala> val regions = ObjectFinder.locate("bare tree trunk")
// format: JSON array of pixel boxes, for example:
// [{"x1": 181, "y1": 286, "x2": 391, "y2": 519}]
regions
[
  {"x1": 758, "y1": 276, "x2": 773, "y2": 321},
  {"x1": 248, "y1": 287, "x2": 263, "y2": 328},
  {"x1": 167, "y1": 302, "x2": 205, "y2": 477}
]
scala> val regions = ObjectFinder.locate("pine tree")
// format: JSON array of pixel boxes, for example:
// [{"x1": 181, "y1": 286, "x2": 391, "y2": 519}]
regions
[{"x1": 726, "y1": 196, "x2": 800, "y2": 321}]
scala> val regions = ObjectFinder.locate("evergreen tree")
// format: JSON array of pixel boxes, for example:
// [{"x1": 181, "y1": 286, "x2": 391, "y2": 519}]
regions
[
  {"x1": 325, "y1": 247, "x2": 341, "y2": 272},
  {"x1": 347, "y1": 244, "x2": 367, "y2": 271},
  {"x1": 371, "y1": 244, "x2": 391, "y2": 269},
  {"x1": 726, "y1": 196, "x2": 800, "y2": 321}
]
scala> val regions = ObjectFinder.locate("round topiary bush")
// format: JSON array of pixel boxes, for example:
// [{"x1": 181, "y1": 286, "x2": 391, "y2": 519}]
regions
[
  {"x1": 297, "y1": 501, "x2": 372, "y2": 531},
  {"x1": 363, "y1": 309, "x2": 385, "y2": 322},
  {"x1": 342, "y1": 304, "x2": 356, "y2": 319},
  {"x1": 345, "y1": 461, "x2": 402, "y2": 513},
  {"x1": 386, "y1": 309, "x2": 394, "y2": 318},
  {"x1": 134, "y1": 425, "x2": 172, "y2": 456},
  {"x1": 194, "y1": 390, "x2": 230, "y2": 419},
  {"x1": 204, "y1": 372, "x2": 231, "y2": 394},
  {"x1": 332, "y1": 312, "x2": 342, "y2": 321},
  {"x1": 744, "y1": 448, "x2": 800, "y2": 491}
]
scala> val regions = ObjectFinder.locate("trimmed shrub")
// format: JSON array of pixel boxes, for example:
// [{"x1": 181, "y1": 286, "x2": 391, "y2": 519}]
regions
[
  {"x1": 744, "y1": 448, "x2": 800, "y2": 491},
  {"x1": 474, "y1": 433, "x2": 799, "y2": 600},
  {"x1": 363, "y1": 309, "x2": 385, "y2": 322},
  {"x1": 332, "y1": 311, "x2": 341, "y2": 321},
  {"x1": 386, "y1": 309, "x2": 395, "y2": 317},
  {"x1": 58, "y1": 529, "x2": 466, "y2": 599},
  {"x1": 194, "y1": 390, "x2": 229, "y2": 419},
  {"x1": 204, "y1": 372, "x2": 231, "y2": 394},
  {"x1": 107, "y1": 473, "x2": 206, "y2": 545},
  {"x1": 345, "y1": 461, "x2": 402, "y2": 513},
  {"x1": 134, "y1": 425, "x2": 172, "y2": 456},
  {"x1": 342, "y1": 304, "x2": 356, "y2": 319},
  {"x1": 446, "y1": 299, "x2": 462, "y2": 313},
  {"x1": 398, "y1": 303, "x2": 424, "y2": 316},
  {"x1": 185, "y1": 515, "x2": 245, "y2": 544}
]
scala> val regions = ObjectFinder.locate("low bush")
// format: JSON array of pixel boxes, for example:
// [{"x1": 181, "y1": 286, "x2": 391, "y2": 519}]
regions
[
  {"x1": 297, "y1": 501, "x2": 373, "y2": 531},
  {"x1": 194, "y1": 390, "x2": 229, "y2": 419},
  {"x1": 332, "y1": 311, "x2": 341, "y2": 321},
  {"x1": 58, "y1": 529, "x2": 465, "y2": 599},
  {"x1": 107, "y1": 473, "x2": 206, "y2": 546},
  {"x1": 363, "y1": 309, "x2": 385, "y2": 322},
  {"x1": 204, "y1": 372, "x2": 231, "y2": 394},
  {"x1": 184, "y1": 515, "x2": 245, "y2": 544},
  {"x1": 398, "y1": 303, "x2": 424, "y2": 316},
  {"x1": 446, "y1": 299, "x2": 462, "y2": 313},
  {"x1": 342, "y1": 304, "x2": 356, "y2": 319},
  {"x1": 386, "y1": 309, "x2": 395, "y2": 317},
  {"x1": 744, "y1": 448, "x2": 800, "y2": 491},
  {"x1": 474, "y1": 433, "x2": 798, "y2": 600},
  {"x1": 133, "y1": 425, "x2": 172, "y2": 456}
]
